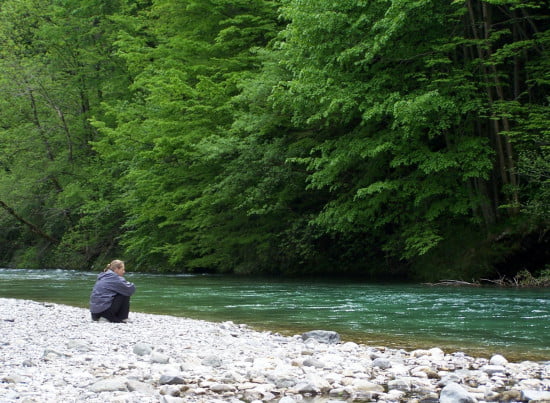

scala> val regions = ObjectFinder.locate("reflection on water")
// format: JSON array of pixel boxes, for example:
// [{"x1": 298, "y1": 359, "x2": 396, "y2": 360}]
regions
[{"x1": 0, "y1": 268, "x2": 548, "y2": 361}]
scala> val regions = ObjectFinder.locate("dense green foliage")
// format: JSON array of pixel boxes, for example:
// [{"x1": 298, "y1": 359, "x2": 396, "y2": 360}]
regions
[{"x1": 0, "y1": 0, "x2": 548, "y2": 280}]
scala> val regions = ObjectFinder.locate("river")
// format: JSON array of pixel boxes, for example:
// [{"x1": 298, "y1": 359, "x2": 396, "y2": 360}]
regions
[{"x1": 0, "y1": 268, "x2": 548, "y2": 361}]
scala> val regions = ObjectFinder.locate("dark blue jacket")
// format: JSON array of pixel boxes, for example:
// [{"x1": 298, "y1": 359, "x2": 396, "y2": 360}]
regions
[{"x1": 89, "y1": 270, "x2": 136, "y2": 313}]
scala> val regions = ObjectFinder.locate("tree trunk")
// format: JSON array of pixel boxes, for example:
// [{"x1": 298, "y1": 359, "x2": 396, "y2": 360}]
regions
[
  {"x1": 467, "y1": 0, "x2": 520, "y2": 214},
  {"x1": 28, "y1": 88, "x2": 55, "y2": 161},
  {"x1": 481, "y1": 2, "x2": 519, "y2": 212}
]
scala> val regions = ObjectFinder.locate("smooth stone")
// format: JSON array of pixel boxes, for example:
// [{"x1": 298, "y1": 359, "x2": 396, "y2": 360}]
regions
[
  {"x1": 304, "y1": 373, "x2": 331, "y2": 393},
  {"x1": 500, "y1": 390, "x2": 522, "y2": 401},
  {"x1": 133, "y1": 343, "x2": 153, "y2": 356},
  {"x1": 2, "y1": 390, "x2": 18, "y2": 400},
  {"x1": 388, "y1": 377, "x2": 412, "y2": 392},
  {"x1": 440, "y1": 382, "x2": 477, "y2": 403},
  {"x1": 387, "y1": 389, "x2": 406, "y2": 400},
  {"x1": 159, "y1": 375, "x2": 185, "y2": 385},
  {"x1": 352, "y1": 379, "x2": 385, "y2": 393},
  {"x1": 301, "y1": 330, "x2": 341, "y2": 344},
  {"x1": 481, "y1": 365, "x2": 506, "y2": 375},
  {"x1": 489, "y1": 354, "x2": 508, "y2": 366},
  {"x1": 303, "y1": 357, "x2": 325, "y2": 368},
  {"x1": 159, "y1": 385, "x2": 181, "y2": 396},
  {"x1": 151, "y1": 351, "x2": 170, "y2": 364},
  {"x1": 439, "y1": 373, "x2": 462, "y2": 386},
  {"x1": 522, "y1": 389, "x2": 550, "y2": 401},
  {"x1": 210, "y1": 383, "x2": 236, "y2": 393},
  {"x1": 89, "y1": 377, "x2": 128, "y2": 392},
  {"x1": 126, "y1": 379, "x2": 156, "y2": 394},
  {"x1": 66, "y1": 339, "x2": 91, "y2": 352},
  {"x1": 294, "y1": 381, "x2": 317, "y2": 394},
  {"x1": 483, "y1": 390, "x2": 502, "y2": 401},
  {"x1": 411, "y1": 349, "x2": 430, "y2": 358},
  {"x1": 2, "y1": 375, "x2": 23, "y2": 383},
  {"x1": 42, "y1": 349, "x2": 63, "y2": 357},
  {"x1": 262, "y1": 392, "x2": 277, "y2": 401},
  {"x1": 202, "y1": 355, "x2": 223, "y2": 367},
  {"x1": 429, "y1": 347, "x2": 445, "y2": 357},
  {"x1": 160, "y1": 396, "x2": 185, "y2": 403},
  {"x1": 340, "y1": 341, "x2": 359, "y2": 351},
  {"x1": 269, "y1": 373, "x2": 298, "y2": 389},
  {"x1": 372, "y1": 357, "x2": 392, "y2": 369}
]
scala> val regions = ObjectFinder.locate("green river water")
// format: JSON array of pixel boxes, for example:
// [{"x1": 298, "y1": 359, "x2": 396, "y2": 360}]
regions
[{"x1": 0, "y1": 268, "x2": 548, "y2": 362}]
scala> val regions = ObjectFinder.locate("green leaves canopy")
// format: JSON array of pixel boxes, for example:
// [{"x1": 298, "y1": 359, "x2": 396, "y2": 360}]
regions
[{"x1": 0, "y1": 0, "x2": 548, "y2": 280}]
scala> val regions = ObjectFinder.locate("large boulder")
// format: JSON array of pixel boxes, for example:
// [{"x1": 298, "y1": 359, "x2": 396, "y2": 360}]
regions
[{"x1": 301, "y1": 330, "x2": 341, "y2": 344}]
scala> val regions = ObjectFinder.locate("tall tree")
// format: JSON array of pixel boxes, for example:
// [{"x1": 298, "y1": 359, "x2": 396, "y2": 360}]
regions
[
  {"x1": 92, "y1": 0, "x2": 281, "y2": 270},
  {"x1": 0, "y1": 0, "x2": 135, "y2": 267}
]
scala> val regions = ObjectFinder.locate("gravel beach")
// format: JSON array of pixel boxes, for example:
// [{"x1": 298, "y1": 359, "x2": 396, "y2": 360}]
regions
[{"x1": 1, "y1": 298, "x2": 549, "y2": 402}]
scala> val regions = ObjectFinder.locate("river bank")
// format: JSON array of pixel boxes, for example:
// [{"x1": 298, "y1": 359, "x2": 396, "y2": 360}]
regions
[{"x1": 0, "y1": 298, "x2": 549, "y2": 402}]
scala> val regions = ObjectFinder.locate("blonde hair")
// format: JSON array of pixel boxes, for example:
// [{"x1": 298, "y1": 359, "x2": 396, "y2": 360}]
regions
[{"x1": 104, "y1": 259, "x2": 124, "y2": 272}]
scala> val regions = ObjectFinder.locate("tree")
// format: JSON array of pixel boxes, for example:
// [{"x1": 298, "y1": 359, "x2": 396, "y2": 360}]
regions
[
  {"x1": 92, "y1": 0, "x2": 281, "y2": 271},
  {"x1": 0, "y1": 0, "x2": 136, "y2": 268}
]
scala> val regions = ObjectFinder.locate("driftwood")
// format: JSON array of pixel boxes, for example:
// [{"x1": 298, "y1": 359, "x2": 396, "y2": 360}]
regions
[
  {"x1": 481, "y1": 273, "x2": 550, "y2": 288},
  {"x1": 423, "y1": 279, "x2": 481, "y2": 287},
  {"x1": 424, "y1": 275, "x2": 549, "y2": 288},
  {"x1": 480, "y1": 277, "x2": 510, "y2": 286}
]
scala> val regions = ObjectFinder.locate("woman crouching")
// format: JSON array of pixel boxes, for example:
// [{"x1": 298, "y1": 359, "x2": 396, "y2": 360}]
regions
[{"x1": 90, "y1": 260, "x2": 136, "y2": 323}]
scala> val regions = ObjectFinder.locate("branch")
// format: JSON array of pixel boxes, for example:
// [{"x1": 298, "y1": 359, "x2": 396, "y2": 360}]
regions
[
  {"x1": 423, "y1": 279, "x2": 480, "y2": 287},
  {"x1": 0, "y1": 200, "x2": 59, "y2": 244}
]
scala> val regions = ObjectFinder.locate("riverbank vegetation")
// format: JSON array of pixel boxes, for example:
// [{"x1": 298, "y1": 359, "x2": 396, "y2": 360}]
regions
[
  {"x1": 485, "y1": 268, "x2": 550, "y2": 287},
  {"x1": 0, "y1": 0, "x2": 548, "y2": 281},
  {"x1": 425, "y1": 268, "x2": 550, "y2": 287}
]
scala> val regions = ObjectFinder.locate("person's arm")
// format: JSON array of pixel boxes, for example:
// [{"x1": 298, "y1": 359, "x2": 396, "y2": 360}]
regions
[{"x1": 107, "y1": 276, "x2": 136, "y2": 296}]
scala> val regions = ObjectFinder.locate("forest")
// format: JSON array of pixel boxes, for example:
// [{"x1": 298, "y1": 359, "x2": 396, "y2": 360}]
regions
[{"x1": 0, "y1": 0, "x2": 548, "y2": 281}]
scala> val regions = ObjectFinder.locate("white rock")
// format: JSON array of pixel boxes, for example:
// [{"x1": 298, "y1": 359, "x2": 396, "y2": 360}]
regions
[
  {"x1": 133, "y1": 342, "x2": 153, "y2": 356},
  {"x1": 440, "y1": 382, "x2": 477, "y2": 403},
  {"x1": 305, "y1": 373, "x2": 331, "y2": 393},
  {"x1": 352, "y1": 379, "x2": 384, "y2": 392},
  {"x1": 387, "y1": 377, "x2": 412, "y2": 392},
  {"x1": 428, "y1": 347, "x2": 445, "y2": 357},
  {"x1": 518, "y1": 378, "x2": 543, "y2": 389},
  {"x1": 126, "y1": 379, "x2": 155, "y2": 394},
  {"x1": 372, "y1": 357, "x2": 391, "y2": 369},
  {"x1": 489, "y1": 354, "x2": 508, "y2": 366},
  {"x1": 210, "y1": 383, "x2": 236, "y2": 393},
  {"x1": 340, "y1": 341, "x2": 359, "y2": 351},
  {"x1": 481, "y1": 364, "x2": 506, "y2": 375},
  {"x1": 386, "y1": 389, "x2": 406, "y2": 400},
  {"x1": 66, "y1": 339, "x2": 90, "y2": 352},
  {"x1": 522, "y1": 389, "x2": 550, "y2": 401},
  {"x1": 160, "y1": 396, "x2": 185, "y2": 403},
  {"x1": 89, "y1": 377, "x2": 128, "y2": 393},
  {"x1": 388, "y1": 363, "x2": 409, "y2": 376},
  {"x1": 411, "y1": 349, "x2": 430, "y2": 358},
  {"x1": 151, "y1": 351, "x2": 170, "y2": 364}
]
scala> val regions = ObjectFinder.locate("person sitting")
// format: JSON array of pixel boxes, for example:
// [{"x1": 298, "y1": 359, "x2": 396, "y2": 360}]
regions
[{"x1": 89, "y1": 259, "x2": 136, "y2": 323}]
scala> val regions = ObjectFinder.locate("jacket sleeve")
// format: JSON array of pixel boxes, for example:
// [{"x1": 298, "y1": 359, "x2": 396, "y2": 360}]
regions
[{"x1": 107, "y1": 276, "x2": 136, "y2": 296}]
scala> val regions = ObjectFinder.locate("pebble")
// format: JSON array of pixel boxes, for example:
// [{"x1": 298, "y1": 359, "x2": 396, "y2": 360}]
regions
[{"x1": 0, "y1": 298, "x2": 548, "y2": 402}]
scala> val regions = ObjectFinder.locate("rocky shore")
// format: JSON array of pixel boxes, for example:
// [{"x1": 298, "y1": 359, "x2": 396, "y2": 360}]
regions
[{"x1": 0, "y1": 298, "x2": 548, "y2": 402}]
